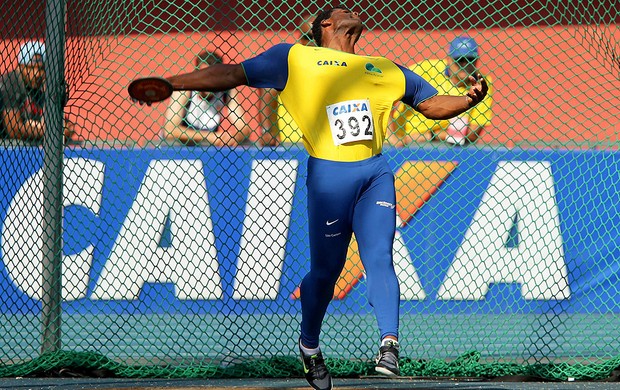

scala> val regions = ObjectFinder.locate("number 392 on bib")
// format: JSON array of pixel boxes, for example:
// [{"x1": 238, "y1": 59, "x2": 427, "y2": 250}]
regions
[{"x1": 326, "y1": 99, "x2": 374, "y2": 146}]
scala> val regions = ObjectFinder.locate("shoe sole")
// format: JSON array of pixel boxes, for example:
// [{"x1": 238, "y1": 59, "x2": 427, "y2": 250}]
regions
[
  {"x1": 375, "y1": 365, "x2": 400, "y2": 377},
  {"x1": 305, "y1": 376, "x2": 333, "y2": 390}
]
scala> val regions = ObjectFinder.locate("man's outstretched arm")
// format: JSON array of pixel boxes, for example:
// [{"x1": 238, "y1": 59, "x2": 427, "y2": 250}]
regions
[
  {"x1": 417, "y1": 75, "x2": 488, "y2": 120},
  {"x1": 167, "y1": 64, "x2": 248, "y2": 92}
]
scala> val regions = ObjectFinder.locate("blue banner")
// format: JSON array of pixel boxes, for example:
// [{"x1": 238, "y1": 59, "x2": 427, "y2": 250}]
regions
[{"x1": 1, "y1": 146, "x2": 619, "y2": 315}]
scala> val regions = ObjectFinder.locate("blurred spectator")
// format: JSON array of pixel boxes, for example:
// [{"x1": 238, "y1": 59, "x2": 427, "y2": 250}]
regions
[
  {"x1": 162, "y1": 50, "x2": 252, "y2": 146},
  {"x1": 258, "y1": 13, "x2": 315, "y2": 147},
  {"x1": 388, "y1": 36, "x2": 494, "y2": 146},
  {"x1": 0, "y1": 41, "x2": 76, "y2": 145}
]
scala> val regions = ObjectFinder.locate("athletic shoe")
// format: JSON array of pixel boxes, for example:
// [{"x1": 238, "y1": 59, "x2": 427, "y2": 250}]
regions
[
  {"x1": 375, "y1": 340, "x2": 400, "y2": 376},
  {"x1": 299, "y1": 343, "x2": 332, "y2": 390}
]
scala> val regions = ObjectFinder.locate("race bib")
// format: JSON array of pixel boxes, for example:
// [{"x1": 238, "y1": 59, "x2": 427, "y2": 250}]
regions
[{"x1": 326, "y1": 99, "x2": 374, "y2": 146}]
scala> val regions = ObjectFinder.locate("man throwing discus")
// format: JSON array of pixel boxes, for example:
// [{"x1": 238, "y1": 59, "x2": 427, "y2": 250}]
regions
[{"x1": 130, "y1": 5, "x2": 487, "y2": 390}]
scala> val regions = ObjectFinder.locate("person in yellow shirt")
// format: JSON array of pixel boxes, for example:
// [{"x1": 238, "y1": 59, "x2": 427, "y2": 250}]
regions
[{"x1": 388, "y1": 36, "x2": 494, "y2": 146}]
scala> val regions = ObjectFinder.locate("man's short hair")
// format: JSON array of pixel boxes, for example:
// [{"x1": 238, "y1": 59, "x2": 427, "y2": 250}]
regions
[
  {"x1": 311, "y1": 5, "x2": 347, "y2": 47},
  {"x1": 195, "y1": 50, "x2": 223, "y2": 68}
]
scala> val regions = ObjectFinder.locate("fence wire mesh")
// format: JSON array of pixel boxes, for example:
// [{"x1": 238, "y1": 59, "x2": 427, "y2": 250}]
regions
[{"x1": 1, "y1": 0, "x2": 619, "y2": 382}]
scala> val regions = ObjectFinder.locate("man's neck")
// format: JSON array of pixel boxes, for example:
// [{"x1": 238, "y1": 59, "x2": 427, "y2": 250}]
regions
[
  {"x1": 321, "y1": 30, "x2": 359, "y2": 54},
  {"x1": 323, "y1": 38, "x2": 356, "y2": 53}
]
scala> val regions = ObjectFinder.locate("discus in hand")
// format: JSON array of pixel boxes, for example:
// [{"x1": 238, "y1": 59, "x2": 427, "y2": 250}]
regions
[{"x1": 128, "y1": 77, "x2": 173, "y2": 105}]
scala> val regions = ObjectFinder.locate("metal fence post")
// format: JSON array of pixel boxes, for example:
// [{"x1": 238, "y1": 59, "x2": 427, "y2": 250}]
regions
[{"x1": 41, "y1": 0, "x2": 67, "y2": 354}]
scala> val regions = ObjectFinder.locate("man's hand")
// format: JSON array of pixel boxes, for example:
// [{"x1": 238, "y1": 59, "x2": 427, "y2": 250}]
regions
[
  {"x1": 465, "y1": 74, "x2": 488, "y2": 108},
  {"x1": 416, "y1": 74, "x2": 488, "y2": 120}
]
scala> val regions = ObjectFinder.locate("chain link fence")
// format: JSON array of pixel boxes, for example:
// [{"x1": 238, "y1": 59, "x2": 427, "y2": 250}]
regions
[{"x1": 1, "y1": 0, "x2": 619, "y2": 381}]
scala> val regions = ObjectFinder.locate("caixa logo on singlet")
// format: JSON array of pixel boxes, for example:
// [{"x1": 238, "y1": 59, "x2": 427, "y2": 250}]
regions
[
  {"x1": 330, "y1": 101, "x2": 370, "y2": 116},
  {"x1": 316, "y1": 60, "x2": 348, "y2": 66}
]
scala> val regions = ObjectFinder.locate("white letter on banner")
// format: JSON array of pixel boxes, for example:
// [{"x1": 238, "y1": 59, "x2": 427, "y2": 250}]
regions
[
  {"x1": 438, "y1": 161, "x2": 570, "y2": 300},
  {"x1": 2, "y1": 158, "x2": 104, "y2": 301},
  {"x1": 233, "y1": 159, "x2": 298, "y2": 299},
  {"x1": 393, "y1": 215, "x2": 427, "y2": 300},
  {"x1": 92, "y1": 160, "x2": 222, "y2": 300}
]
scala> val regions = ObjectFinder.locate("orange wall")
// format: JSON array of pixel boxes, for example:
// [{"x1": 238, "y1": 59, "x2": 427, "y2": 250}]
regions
[{"x1": 1, "y1": 25, "x2": 619, "y2": 148}]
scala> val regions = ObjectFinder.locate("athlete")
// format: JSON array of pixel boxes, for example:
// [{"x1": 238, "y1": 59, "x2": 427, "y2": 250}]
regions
[{"x1": 132, "y1": 6, "x2": 487, "y2": 390}]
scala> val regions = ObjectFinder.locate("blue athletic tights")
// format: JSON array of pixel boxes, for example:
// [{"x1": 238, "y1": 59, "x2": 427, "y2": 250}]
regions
[{"x1": 300, "y1": 154, "x2": 400, "y2": 348}]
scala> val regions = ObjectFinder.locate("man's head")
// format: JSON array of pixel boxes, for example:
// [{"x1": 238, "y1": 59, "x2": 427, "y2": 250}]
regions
[
  {"x1": 447, "y1": 36, "x2": 480, "y2": 87},
  {"x1": 295, "y1": 13, "x2": 315, "y2": 46},
  {"x1": 311, "y1": 5, "x2": 362, "y2": 47},
  {"x1": 195, "y1": 50, "x2": 223, "y2": 69},
  {"x1": 195, "y1": 50, "x2": 224, "y2": 99},
  {"x1": 18, "y1": 41, "x2": 46, "y2": 89}
]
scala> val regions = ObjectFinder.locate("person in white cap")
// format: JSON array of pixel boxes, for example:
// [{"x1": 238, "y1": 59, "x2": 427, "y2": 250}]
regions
[
  {"x1": 0, "y1": 41, "x2": 75, "y2": 144},
  {"x1": 388, "y1": 35, "x2": 494, "y2": 146}
]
